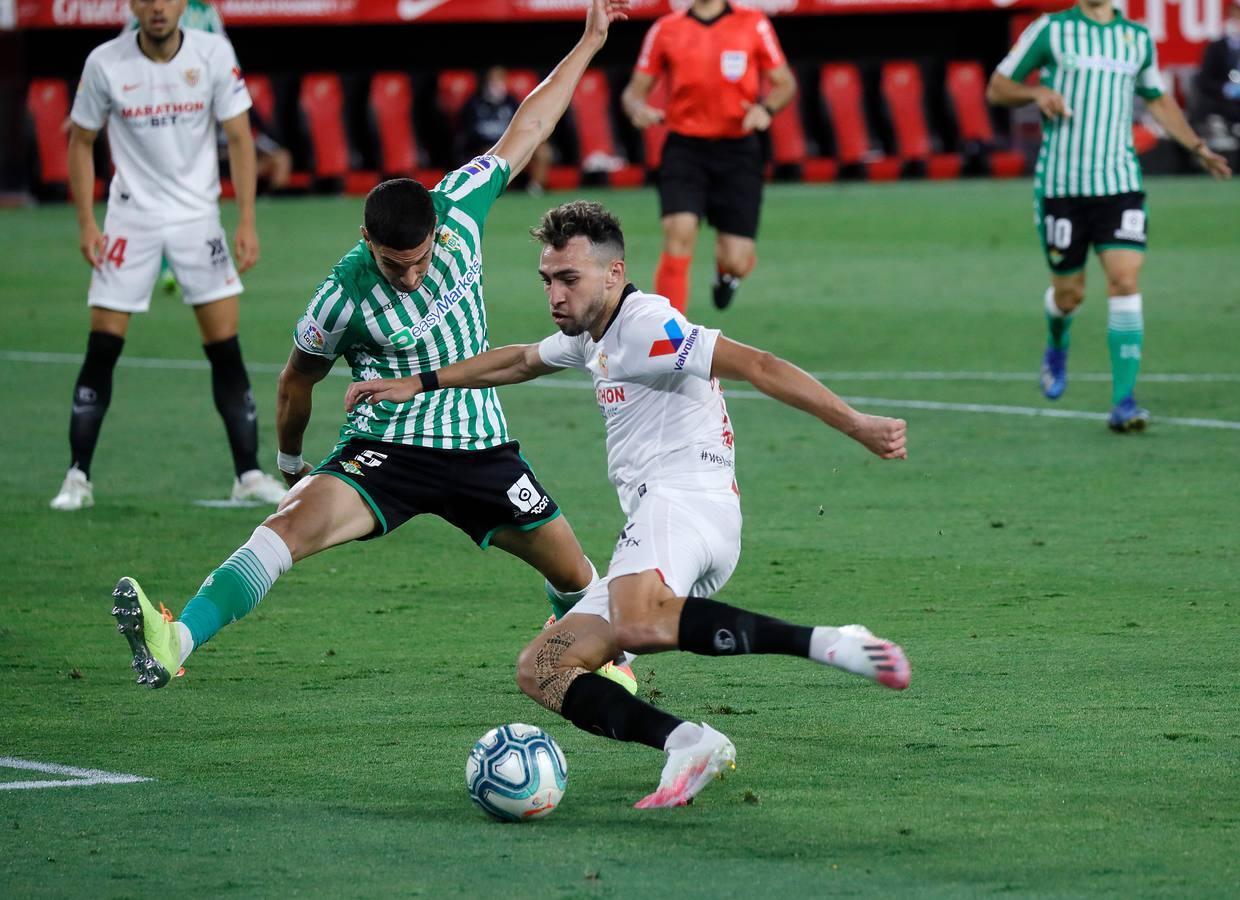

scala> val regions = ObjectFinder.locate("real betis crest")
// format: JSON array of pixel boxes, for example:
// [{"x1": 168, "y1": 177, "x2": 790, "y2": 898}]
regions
[{"x1": 436, "y1": 227, "x2": 462, "y2": 253}]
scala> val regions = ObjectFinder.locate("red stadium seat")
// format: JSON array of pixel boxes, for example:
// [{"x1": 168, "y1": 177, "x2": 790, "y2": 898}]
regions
[
  {"x1": 819, "y1": 63, "x2": 899, "y2": 179},
  {"x1": 245, "y1": 73, "x2": 276, "y2": 125},
  {"x1": 299, "y1": 73, "x2": 350, "y2": 181},
  {"x1": 437, "y1": 69, "x2": 478, "y2": 126},
  {"x1": 27, "y1": 78, "x2": 71, "y2": 186},
  {"x1": 945, "y1": 60, "x2": 1025, "y2": 177},
  {"x1": 505, "y1": 69, "x2": 539, "y2": 103},
  {"x1": 369, "y1": 72, "x2": 419, "y2": 177},
  {"x1": 642, "y1": 78, "x2": 670, "y2": 171},
  {"x1": 570, "y1": 69, "x2": 643, "y2": 185},
  {"x1": 819, "y1": 64, "x2": 871, "y2": 168},
  {"x1": 880, "y1": 61, "x2": 961, "y2": 178},
  {"x1": 768, "y1": 97, "x2": 807, "y2": 167}
]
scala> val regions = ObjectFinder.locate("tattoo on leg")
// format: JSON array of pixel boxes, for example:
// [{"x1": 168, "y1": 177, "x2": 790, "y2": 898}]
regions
[{"x1": 534, "y1": 630, "x2": 588, "y2": 713}]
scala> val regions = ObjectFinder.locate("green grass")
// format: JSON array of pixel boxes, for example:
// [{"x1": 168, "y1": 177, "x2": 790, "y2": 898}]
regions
[{"x1": 1, "y1": 178, "x2": 1238, "y2": 898}]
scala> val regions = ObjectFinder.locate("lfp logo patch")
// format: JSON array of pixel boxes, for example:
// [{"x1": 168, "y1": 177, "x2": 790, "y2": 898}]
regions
[{"x1": 648, "y1": 319, "x2": 684, "y2": 357}]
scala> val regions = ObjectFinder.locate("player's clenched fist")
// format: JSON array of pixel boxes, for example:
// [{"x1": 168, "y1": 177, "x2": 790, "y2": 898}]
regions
[
  {"x1": 344, "y1": 376, "x2": 423, "y2": 412},
  {"x1": 848, "y1": 414, "x2": 908, "y2": 460}
]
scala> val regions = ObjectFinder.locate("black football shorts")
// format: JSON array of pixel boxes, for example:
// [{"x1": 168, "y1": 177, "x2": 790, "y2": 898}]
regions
[
  {"x1": 313, "y1": 438, "x2": 560, "y2": 546},
  {"x1": 658, "y1": 132, "x2": 765, "y2": 239},
  {"x1": 1036, "y1": 191, "x2": 1148, "y2": 275}
]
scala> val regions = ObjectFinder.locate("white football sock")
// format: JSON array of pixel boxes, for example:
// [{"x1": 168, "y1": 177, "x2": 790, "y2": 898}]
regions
[{"x1": 175, "y1": 622, "x2": 194, "y2": 667}]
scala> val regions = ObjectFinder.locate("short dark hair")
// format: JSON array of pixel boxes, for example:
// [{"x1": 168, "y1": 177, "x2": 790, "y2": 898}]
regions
[
  {"x1": 364, "y1": 178, "x2": 435, "y2": 250},
  {"x1": 530, "y1": 200, "x2": 625, "y2": 260}
]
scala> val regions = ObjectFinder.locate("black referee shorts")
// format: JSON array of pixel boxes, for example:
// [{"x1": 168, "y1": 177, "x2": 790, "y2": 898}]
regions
[
  {"x1": 658, "y1": 132, "x2": 765, "y2": 239},
  {"x1": 312, "y1": 438, "x2": 561, "y2": 547}
]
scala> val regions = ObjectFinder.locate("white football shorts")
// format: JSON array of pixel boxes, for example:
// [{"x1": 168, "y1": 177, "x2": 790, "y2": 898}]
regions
[
  {"x1": 569, "y1": 485, "x2": 743, "y2": 622},
  {"x1": 87, "y1": 206, "x2": 243, "y2": 312}
]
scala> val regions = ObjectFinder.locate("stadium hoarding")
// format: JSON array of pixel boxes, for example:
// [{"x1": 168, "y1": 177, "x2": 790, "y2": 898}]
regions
[{"x1": 7, "y1": 0, "x2": 1227, "y2": 65}]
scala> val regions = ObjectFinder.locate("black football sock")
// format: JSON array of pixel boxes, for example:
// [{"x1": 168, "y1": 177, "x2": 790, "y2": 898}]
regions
[
  {"x1": 68, "y1": 330, "x2": 125, "y2": 478},
  {"x1": 677, "y1": 596, "x2": 812, "y2": 657},
  {"x1": 560, "y1": 673, "x2": 684, "y2": 751},
  {"x1": 203, "y1": 336, "x2": 260, "y2": 477}
]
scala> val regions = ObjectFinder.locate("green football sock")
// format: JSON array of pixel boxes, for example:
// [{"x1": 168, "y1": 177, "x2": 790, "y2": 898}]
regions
[
  {"x1": 545, "y1": 559, "x2": 600, "y2": 620},
  {"x1": 1044, "y1": 287, "x2": 1073, "y2": 350},
  {"x1": 179, "y1": 525, "x2": 292, "y2": 648},
  {"x1": 1106, "y1": 294, "x2": 1143, "y2": 404}
]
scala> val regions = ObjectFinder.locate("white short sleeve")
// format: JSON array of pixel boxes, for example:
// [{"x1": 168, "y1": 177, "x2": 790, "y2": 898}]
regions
[
  {"x1": 538, "y1": 331, "x2": 586, "y2": 371},
  {"x1": 615, "y1": 308, "x2": 719, "y2": 382},
  {"x1": 70, "y1": 50, "x2": 111, "y2": 131},
  {"x1": 211, "y1": 38, "x2": 252, "y2": 122}
]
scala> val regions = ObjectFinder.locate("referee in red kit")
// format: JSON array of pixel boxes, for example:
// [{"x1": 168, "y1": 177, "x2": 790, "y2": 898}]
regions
[{"x1": 621, "y1": 0, "x2": 796, "y2": 312}]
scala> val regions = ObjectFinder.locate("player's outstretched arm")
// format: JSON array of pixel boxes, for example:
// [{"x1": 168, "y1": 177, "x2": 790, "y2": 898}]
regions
[
  {"x1": 710, "y1": 336, "x2": 907, "y2": 460},
  {"x1": 490, "y1": 0, "x2": 630, "y2": 177},
  {"x1": 68, "y1": 124, "x2": 104, "y2": 267},
  {"x1": 220, "y1": 112, "x2": 260, "y2": 272},
  {"x1": 344, "y1": 344, "x2": 557, "y2": 412},
  {"x1": 986, "y1": 73, "x2": 1069, "y2": 119},
  {"x1": 1144, "y1": 94, "x2": 1233, "y2": 179},
  {"x1": 276, "y1": 348, "x2": 334, "y2": 485}
]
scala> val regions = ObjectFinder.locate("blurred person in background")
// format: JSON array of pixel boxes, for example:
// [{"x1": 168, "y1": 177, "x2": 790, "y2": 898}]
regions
[
  {"x1": 1193, "y1": 0, "x2": 1240, "y2": 158},
  {"x1": 52, "y1": 0, "x2": 287, "y2": 511},
  {"x1": 460, "y1": 66, "x2": 551, "y2": 194},
  {"x1": 621, "y1": 0, "x2": 796, "y2": 313},
  {"x1": 988, "y1": 0, "x2": 1230, "y2": 433}
]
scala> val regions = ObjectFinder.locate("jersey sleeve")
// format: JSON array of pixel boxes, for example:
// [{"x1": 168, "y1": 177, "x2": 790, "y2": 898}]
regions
[
  {"x1": 537, "y1": 332, "x2": 587, "y2": 371},
  {"x1": 431, "y1": 155, "x2": 512, "y2": 227},
  {"x1": 634, "y1": 18, "x2": 667, "y2": 77},
  {"x1": 753, "y1": 14, "x2": 787, "y2": 71},
  {"x1": 995, "y1": 16, "x2": 1052, "y2": 82},
  {"x1": 211, "y1": 37, "x2": 252, "y2": 122},
  {"x1": 1135, "y1": 34, "x2": 1165, "y2": 100},
  {"x1": 293, "y1": 277, "x2": 355, "y2": 359},
  {"x1": 616, "y1": 307, "x2": 720, "y2": 382},
  {"x1": 70, "y1": 50, "x2": 111, "y2": 131}
]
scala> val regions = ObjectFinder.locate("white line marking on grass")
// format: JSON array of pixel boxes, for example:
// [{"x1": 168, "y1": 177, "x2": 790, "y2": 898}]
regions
[
  {"x1": 5, "y1": 350, "x2": 1239, "y2": 431},
  {"x1": 0, "y1": 757, "x2": 151, "y2": 791}
]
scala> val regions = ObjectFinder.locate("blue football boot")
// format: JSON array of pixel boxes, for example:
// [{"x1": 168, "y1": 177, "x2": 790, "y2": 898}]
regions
[
  {"x1": 1107, "y1": 395, "x2": 1150, "y2": 433},
  {"x1": 1040, "y1": 347, "x2": 1068, "y2": 400}
]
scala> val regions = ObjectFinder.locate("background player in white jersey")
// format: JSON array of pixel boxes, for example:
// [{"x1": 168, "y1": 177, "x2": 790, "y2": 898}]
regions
[
  {"x1": 109, "y1": 1, "x2": 635, "y2": 693},
  {"x1": 345, "y1": 201, "x2": 911, "y2": 808},
  {"x1": 52, "y1": 0, "x2": 286, "y2": 510},
  {"x1": 987, "y1": 0, "x2": 1231, "y2": 432}
]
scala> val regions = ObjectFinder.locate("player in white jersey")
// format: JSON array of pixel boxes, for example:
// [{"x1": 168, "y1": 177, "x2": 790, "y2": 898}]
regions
[
  {"x1": 345, "y1": 201, "x2": 912, "y2": 809},
  {"x1": 51, "y1": 0, "x2": 286, "y2": 511}
]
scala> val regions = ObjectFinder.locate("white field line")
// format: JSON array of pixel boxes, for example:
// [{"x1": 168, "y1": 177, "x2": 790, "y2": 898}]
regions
[
  {"x1": 0, "y1": 756, "x2": 151, "y2": 790},
  {"x1": 3, "y1": 350, "x2": 1239, "y2": 431}
]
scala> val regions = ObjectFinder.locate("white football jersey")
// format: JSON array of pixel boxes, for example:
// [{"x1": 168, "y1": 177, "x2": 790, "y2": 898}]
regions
[
  {"x1": 539, "y1": 286, "x2": 737, "y2": 515},
  {"x1": 71, "y1": 29, "x2": 251, "y2": 223}
]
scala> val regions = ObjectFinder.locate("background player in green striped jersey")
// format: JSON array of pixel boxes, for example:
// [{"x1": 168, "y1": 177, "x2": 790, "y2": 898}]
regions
[
  {"x1": 111, "y1": 0, "x2": 637, "y2": 691},
  {"x1": 987, "y1": 0, "x2": 1230, "y2": 431}
]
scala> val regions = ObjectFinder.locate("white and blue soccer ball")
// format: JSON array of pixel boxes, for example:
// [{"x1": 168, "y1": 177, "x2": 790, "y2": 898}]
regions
[{"x1": 465, "y1": 723, "x2": 567, "y2": 822}]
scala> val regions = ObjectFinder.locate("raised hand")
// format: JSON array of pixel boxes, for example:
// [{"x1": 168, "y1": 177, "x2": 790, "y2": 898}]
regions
[{"x1": 584, "y1": 0, "x2": 630, "y2": 46}]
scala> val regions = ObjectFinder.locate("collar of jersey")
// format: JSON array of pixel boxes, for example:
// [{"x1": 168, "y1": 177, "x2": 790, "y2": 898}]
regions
[
  {"x1": 689, "y1": 2, "x2": 732, "y2": 26},
  {"x1": 600, "y1": 283, "x2": 640, "y2": 339}
]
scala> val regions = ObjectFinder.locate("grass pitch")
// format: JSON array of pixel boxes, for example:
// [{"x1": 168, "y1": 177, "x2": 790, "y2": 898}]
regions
[{"x1": 1, "y1": 178, "x2": 1238, "y2": 898}]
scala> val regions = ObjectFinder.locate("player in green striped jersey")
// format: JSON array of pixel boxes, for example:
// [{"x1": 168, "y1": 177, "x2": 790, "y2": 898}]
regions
[
  {"x1": 111, "y1": 0, "x2": 639, "y2": 692},
  {"x1": 988, "y1": 0, "x2": 1230, "y2": 431}
]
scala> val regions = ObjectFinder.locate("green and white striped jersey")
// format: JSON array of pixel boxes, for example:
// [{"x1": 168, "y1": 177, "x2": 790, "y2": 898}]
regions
[
  {"x1": 996, "y1": 6, "x2": 1164, "y2": 198},
  {"x1": 294, "y1": 157, "x2": 513, "y2": 451}
]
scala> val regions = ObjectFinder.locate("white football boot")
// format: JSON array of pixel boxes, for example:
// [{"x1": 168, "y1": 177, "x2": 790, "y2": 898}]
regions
[
  {"x1": 814, "y1": 624, "x2": 910, "y2": 690},
  {"x1": 50, "y1": 467, "x2": 94, "y2": 511},
  {"x1": 231, "y1": 470, "x2": 288, "y2": 504},
  {"x1": 634, "y1": 723, "x2": 736, "y2": 809}
]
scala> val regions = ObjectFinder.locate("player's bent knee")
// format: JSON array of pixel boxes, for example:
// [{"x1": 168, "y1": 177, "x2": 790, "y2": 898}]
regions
[{"x1": 518, "y1": 631, "x2": 588, "y2": 713}]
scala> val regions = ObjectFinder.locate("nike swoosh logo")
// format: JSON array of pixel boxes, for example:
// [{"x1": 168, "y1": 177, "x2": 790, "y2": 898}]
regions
[
  {"x1": 395, "y1": 0, "x2": 451, "y2": 20},
  {"x1": 123, "y1": 83, "x2": 141, "y2": 91}
]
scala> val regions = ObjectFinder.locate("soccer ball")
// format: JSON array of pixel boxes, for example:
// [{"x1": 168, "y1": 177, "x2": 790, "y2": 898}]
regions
[{"x1": 465, "y1": 723, "x2": 568, "y2": 822}]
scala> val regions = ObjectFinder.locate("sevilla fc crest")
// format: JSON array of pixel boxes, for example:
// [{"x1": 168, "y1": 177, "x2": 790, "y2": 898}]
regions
[{"x1": 183, "y1": 68, "x2": 201, "y2": 87}]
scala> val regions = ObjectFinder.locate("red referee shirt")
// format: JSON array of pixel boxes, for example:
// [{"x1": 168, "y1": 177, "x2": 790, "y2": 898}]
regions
[{"x1": 635, "y1": 3, "x2": 787, "y2": 140}]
